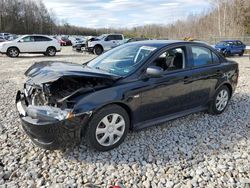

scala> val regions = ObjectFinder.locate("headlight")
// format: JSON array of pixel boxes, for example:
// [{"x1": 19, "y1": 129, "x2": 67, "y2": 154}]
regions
[{"x1": 26, "y1": 105, "x2": 71, "y2": 121}]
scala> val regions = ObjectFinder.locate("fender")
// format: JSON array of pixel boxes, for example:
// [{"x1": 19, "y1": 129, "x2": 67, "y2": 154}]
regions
[{"x1": 72, "y1": 81, "x2": 144, "y2": 118}]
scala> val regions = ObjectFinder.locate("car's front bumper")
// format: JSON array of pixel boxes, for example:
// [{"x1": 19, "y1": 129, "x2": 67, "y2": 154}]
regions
[{"x1": 16, "y1": 90, "x2": 91, "y2": 150}]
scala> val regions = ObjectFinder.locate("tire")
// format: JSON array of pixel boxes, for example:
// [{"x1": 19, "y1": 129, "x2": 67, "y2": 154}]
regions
[
  {"x1": 46, "y1": 47, "x2": 56, "y2": 56},
  {"x1": 86, "y1": 105, "x2": 130, "y2": 151},
  {"x1": 224, "y1": 51, "x2": 231, "y2": 57},
  {"x1": 93, "y1": 45, "x2": 103, "y2": 55},
  {"x1": 7, "y1": 47, "x2": 19, "y2": 58},
  {"x1": 239, "y1": 50, "x2": 244, "y2": 56},
  {"x1": 209, "y1": 86, "x2": 230, "y2": 115}
]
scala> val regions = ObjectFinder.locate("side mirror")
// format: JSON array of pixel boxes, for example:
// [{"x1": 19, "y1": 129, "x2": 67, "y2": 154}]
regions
[
  {"x1": 146, "y1": 66, "x2": 164, "y2": 78},
  {"x1": 19, "y1": 39, "x2": 24, "y2": 43}
]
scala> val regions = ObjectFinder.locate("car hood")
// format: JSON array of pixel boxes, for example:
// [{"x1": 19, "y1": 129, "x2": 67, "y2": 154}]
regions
[
  {"x1": 0, "y1": 41, "x2": 13, "y2": 45},
  {"x1": 25, "y1": 61, "x2": 121, "y2": 85}
]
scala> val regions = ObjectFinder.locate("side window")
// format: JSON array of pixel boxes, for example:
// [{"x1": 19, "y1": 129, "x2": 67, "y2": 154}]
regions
[
  {"x1": 236, "y1": 41, "x2": 243, "y2": 46},
  {"x1": 191, "y1": 46, "x2": 213, "y2": 67},
  {"x1": 34, "y1": 36, "x2": 52, "y2": 42},
  {"x1": 22, "y1": 36, "x2": 34, "y2": 42},
  {"x1": 153, "y1": 47, "x2": 185, "y2": 71},
  {"x1": 114, "y1": 35, "x2": 122, "y2": 40},
  {"x1": 106, "y1": 35, "x2": 115, "y2": 41},
  {"x1": 212, "y1": 52, "x2": 220, "y2": 64}
]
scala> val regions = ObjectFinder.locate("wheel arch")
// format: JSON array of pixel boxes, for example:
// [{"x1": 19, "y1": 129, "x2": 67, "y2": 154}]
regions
[
  {"x1": 216, "y1": 82, "x2": 233, "y2": 98},
  {"x1": 94, "y1": 44, "x2": 104, "y2": 50},
  {"x1": 47, "y1": 46, "x2": 56, "y2": 51},
  {"x1": 7, "y1": 46, "x2": 20, "y2": 52},
  {"x1": 222, "y1": 83, "x2": 233, "y2": 98},
  {"x1": 96, "y1": 102, "x2": 134, "y2": 130}
]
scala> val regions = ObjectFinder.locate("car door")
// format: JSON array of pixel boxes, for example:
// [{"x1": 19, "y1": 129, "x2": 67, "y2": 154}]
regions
[
  {"x1": 236, "y1": 41, "x2": 244, "y2": 53},
  {"x1": 103, "y1": 35, "x2": 115, "y2": 51},
  {"x1": 187, "y1": 45, "x2": 222, "y2": 107},
  {"x1": 113, "y1": 35, "x2": 123, "y2": 47},
  {"x1": 34, "y1": 36, "x2": 51, "y2": 52},
  {"x1": 230, "y1": 42, "x2": 239, "y2": 54},
  {"x1": 16, "y1": 36, "x2": 35, "y2": 52},
  {"x1": 135, "y1": 46, "x2": 195, "y2": 123}
]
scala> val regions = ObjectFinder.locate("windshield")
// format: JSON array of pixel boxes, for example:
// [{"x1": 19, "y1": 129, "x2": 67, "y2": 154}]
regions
[
  {"x1": 96, "y1": 34, "x2": 107, "y2": 40},
  {"x1": 87, "y1": 44, "x2": 158, "y2": 76}
]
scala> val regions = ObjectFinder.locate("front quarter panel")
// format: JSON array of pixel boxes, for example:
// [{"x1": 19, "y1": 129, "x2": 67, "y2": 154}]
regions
[{"x1": 72, "y1": 80, "x2": 144, "y2": 122}]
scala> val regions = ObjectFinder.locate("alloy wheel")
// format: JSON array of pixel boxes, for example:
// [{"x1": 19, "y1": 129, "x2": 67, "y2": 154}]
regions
[
  {"x1": 215, "y1": 89, "x2": 229, "y2": 111},
  {"x1": 48, "y1": 48, "x2": 56, "y2": 56},
  {"x1": 95, "y1": 113, "x2": 125, "y2": 147},
  {"x1": 9, "y1": 49, "x2": 19, "y2": 57}
]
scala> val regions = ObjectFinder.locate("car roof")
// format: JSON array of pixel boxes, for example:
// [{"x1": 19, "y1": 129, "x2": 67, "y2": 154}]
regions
[
  {"x1": 221, "y1": 40, "x2": 241, "y2": 42},
  {"x1": 22, "y1": 34, "x2": 51, "y2": 37},
  {"x1": 126, "y1": 40, "x2": 209, "y2": 48}
]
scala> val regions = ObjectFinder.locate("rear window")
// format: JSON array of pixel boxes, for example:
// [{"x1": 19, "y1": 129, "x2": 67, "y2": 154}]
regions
[{"x1": 34, "y1": 36, "x2": 52, "y2": 42}]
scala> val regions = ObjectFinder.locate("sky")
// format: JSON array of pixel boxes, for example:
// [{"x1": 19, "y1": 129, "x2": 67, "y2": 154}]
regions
[{"x1": 43, "y1": 0, "x2": 211, "y2": 28}]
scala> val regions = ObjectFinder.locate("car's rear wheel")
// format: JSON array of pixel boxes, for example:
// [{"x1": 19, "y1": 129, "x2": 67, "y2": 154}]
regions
[
  {"x1": 93, "y1": 45, "x2": 103, "y2": 55},
  {"x1": 46, "y1": 47, "x2": 56, "y2": 56},
  {"x1": 7, "y1": 47, "x2": 19, "y2": 58},
  {"x1": 239, "y1": 50, "x2": 244, "y2": 56},
  {"x1": 86, "y1": 105, "x2": 129, "y2": 151},
  {"x1": 209, "y1": 86, "x2": 230, "y2": 114}
]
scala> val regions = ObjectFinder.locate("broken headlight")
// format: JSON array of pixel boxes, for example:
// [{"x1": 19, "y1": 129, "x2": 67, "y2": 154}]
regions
[{"x1": 26, "y1": 105, "x2": 71, "y2": 122}]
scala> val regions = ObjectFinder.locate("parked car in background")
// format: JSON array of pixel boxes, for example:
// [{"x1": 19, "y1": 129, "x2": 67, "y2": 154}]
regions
[
  {"x1": 0, "y1": 36, "x2": 6, "y2": 42},
  {"x1": 0, "y1": 35, "x2": 61, "y2": 57},
  {"x1": 16, "y1": 40, "x2": 238, "y2": 151},
  {"x1": 72, "y1": 38, "x2": 86, "y2": 52},
  {"x1": 85, "y1": 34, "x2": 125, "y2": 55},
  {"x1": 0, "y1": 33, "x2": 11, "y2": 40},
  {"x1": 61, "y1": 37, "x2": 72, "y2": 46},
  {"x1": 215, "y1": 40, "x2": 246, "y2": 57},
  {"x1": 73, "y1": 43, "x2": 86, "y2": 52},
  {"x1": 7, "y1": 34, "x2": 19, "y2": 41},
  {"x1": 72, "y1": 37, "x2": 85, "y2": 46}
]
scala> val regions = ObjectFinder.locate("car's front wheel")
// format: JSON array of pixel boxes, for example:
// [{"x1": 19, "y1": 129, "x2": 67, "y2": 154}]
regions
[
  {"x1": 93, "y1": 45, "x2": 103, "y2": 55},
  {"x1": 86, "y1": 105, "x2": 130, "y2": 151},
  {"x1": 209, "y1": 86, "x2": 230, "y2": 114},
  {"x1": 46, "y1": 47, "x2": 56, "y2": 56},
  {"x1": 7, "y1": 47, "x2": 19, "y2": 58}
]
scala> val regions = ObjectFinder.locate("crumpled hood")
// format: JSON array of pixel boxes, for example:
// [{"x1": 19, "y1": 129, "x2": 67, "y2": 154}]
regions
[{"x1": 25, "y1": 61, "x2": 120, "y2": 85}]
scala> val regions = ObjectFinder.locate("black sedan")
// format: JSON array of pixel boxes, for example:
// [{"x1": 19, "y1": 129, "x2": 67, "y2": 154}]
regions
[{"x1": 16, "y1": 40, "x2": 238, "y2": 151}]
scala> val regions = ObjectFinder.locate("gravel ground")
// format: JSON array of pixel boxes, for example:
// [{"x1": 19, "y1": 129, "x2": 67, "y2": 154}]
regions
[{"x1": 0, "y1": 47, "x2": 249, "y2": 188}]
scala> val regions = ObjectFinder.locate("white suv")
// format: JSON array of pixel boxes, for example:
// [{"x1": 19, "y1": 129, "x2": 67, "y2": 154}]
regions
[
  {"x1": 86, "y1": 34, "x2": 125, "y2": 55},
  {"x1": 0, "y1": 35, "x2": 61, "y2": 57}
]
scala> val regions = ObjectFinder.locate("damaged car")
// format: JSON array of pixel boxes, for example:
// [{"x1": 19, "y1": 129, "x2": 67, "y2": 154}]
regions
[{"x1": 16, "y1": 40, "x2": 239, "y2": 151}]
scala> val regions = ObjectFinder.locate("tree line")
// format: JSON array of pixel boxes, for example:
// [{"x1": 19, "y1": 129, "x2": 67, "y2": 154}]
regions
[{"x1": 0, "y1": 0, "x2": 249, "y2": 39}]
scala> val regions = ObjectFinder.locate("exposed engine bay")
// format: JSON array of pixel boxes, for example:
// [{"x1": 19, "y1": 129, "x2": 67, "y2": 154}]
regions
[{"x1": 25, "y1": 76, "x2": 113, "y2": 110}]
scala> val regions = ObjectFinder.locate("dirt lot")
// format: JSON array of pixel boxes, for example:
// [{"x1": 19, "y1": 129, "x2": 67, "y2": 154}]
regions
[{"x1": 0, "y1": 47, "x2": 249, "y2": 188}]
